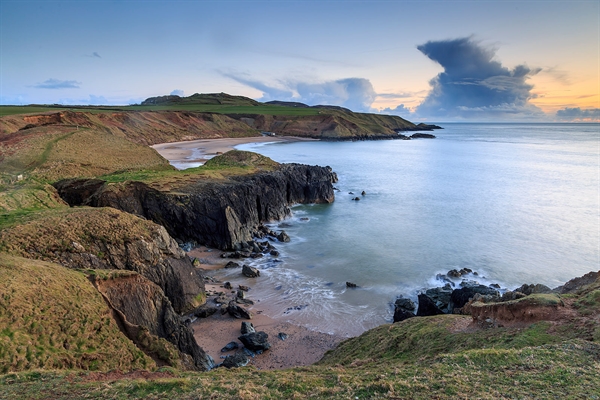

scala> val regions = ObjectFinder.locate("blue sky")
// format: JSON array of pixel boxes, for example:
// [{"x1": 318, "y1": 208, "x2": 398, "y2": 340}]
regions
[{"x1": 1, "y1": 0, "x2": 598, "y2": 121}]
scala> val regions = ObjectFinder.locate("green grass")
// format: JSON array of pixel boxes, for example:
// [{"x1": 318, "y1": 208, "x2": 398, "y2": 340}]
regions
[
  {"x1": 0, "y1": 105, "x2": 118, "y2": 116},
  {"x1": 0, "y1": 254, "x2": 156, "y2": 374},
  {"x1": 126, "y1": 104, "x2": 322, "y2": 116},
  {"x1": 0, "y1": 339, "x2": 598, "y2": 399}
]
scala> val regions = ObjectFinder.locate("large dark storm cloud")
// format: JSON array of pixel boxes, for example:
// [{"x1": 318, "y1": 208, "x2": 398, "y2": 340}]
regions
[{"x1": 415, "y1": 37, "x2": 543, "y2": 120}]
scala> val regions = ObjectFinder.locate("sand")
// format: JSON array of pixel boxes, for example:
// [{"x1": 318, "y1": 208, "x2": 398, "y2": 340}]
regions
[
  {"x1": 152, "y1": 136, "x2": 315, "y2": 168},
  {"x1": 187, "y1": 247, "x2": 345, "y2": 370}
]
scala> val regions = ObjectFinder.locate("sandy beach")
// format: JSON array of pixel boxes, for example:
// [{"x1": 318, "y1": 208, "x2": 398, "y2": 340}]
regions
[
  {"x1": 152, "y1": 136, "x2": 316, "y2": 169},
  {"x1": 187, "y1": 246, "x2": 345, "y2": 370}
]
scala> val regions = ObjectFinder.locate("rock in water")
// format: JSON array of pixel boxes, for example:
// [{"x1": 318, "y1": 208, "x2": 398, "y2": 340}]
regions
[
  {"x1": 346, "y1": 282, "x2": 358, "y2": 288},
  {"x1": 221, "y1": 352, "x2": 249, "y2": 368},
  {"x1": 241, "y1": 321, "x2": 255, "y2": 334},
  {"x1": 238, "y1": 331, "x2": 271, "y2": 351},
  {"x1": 277, "y1": 231, "x2": 291, "y2": 243},
  {"x1": 225, "y1": 261, "x2": 241, "y2": 268},
  {"x1": 242, "y1": 265, "x2": 260, "y2": 278},
  {"x1": 393, "y1": 297, "x2": 416, "y2": 323},
  {"x1": 416, "y1": 293, "x2": 445, "y2": 316}
]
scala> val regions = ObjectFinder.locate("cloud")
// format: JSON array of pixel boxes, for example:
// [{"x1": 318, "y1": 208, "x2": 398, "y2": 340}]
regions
[
  {"x1": 380, "y1": 104, "x2": 412, "y2": 118},
  {"x1": 57, "y1": 94, "x2": 108, "y2": 105},
  {"x1": 555, "y1": 107, "x2": 600, "y2": 121},
  {"x1": 34, "y1": 78, "x2": 81, "y2": 89},
  {"x1": 415, "y1": 37, "x2": 544, "y2": 120},
  {"x1": 84, "y1": 52, "x2": 101, "y2": 59},
  {"x1": 170, "y1": 89, "x2": 184, "y2": 96},
  {"x1": 224, "y1": 74, "x2": 376, "y2": 112}
]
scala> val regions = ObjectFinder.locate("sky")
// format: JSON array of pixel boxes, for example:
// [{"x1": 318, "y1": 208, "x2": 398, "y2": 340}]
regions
[{"x1": 1, "y1": 0, "x2": 598, "y2": 122}]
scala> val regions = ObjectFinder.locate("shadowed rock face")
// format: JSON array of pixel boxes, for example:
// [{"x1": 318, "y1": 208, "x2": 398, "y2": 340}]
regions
[
  {"x1": 95, "y1": 274, "x2": 214, "y2": 371},
  {"x1": 54, "y1": 163, "x2": 337, "y2": 250}
]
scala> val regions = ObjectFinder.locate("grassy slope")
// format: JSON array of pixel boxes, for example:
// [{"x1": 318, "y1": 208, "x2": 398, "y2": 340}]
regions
[
  {"x1": 0, "y1": 271, "x2": 597, "y2": 398},
  {"x1": 0, "y1": 254, "x2": 156, "y2": 374}
]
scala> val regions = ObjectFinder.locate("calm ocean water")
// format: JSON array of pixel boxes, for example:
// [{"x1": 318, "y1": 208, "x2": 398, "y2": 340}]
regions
[{"x1": 214, "y1": 123, "x2": 599, "y2": 336}]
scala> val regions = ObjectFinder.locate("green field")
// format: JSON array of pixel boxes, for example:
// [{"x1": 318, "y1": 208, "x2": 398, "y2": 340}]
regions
[{"x1": 0, "y1": 104, "x2": 322, "y2": 117}]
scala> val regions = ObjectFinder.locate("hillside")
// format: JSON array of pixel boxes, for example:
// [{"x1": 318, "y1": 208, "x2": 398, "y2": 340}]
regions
[
  {"x1": 0, "y1": 92, "x2": 424, "y2": 148},
  {"x1": 0, "y1": 272, "x2": 598, "y2": 398},
  {"x1": 0, "y1": 94, "x2": 597, "y2": 399}
]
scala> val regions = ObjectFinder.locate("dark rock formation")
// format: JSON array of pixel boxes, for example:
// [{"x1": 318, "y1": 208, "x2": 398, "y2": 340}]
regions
[
  {"x1": 241, "y1": 321, "x2": 255, "y2": 334},
  {"x1": 221, "y1": 342, "x2": 239, "y2": 352},
  {"x1": 416, "y1": 123, "x2": 443, "y2": 130},
  {"x1": 416, "y1": 294, "x2": 445, "y2": 316},
  {"x1": 393, "y1": 297, "x2": 416, "y2": 323},
  {"x1": 227, "y1": 301, "x2": 252, "y2": 319},
  {"x1": 514, "y1": 283, "x2": 553, "y2": 296},
  {"x1": 425, "y1": 284, "x2": 454, "y2": 313},
  {"x1": 53, "y1": 162, "x2": 337, "y2": 250},
  {"x1": 239, "y1": 331, "x2": 271, "y2": 352},
  {"x1": 450, "y1": 285, "x2": 500, "y2": 310},
  {"x1": 94, "y1": 273, "x2": 214, "y2": 371},
  {"x1": 242, "y1": 265, "x2": 260, "y2": 278},
  {"x1": 221, "y1": 352, "x2": 249, "y2": 368},
  {"x1": 346, "y1": 282, "x2": 358, "y2": 288},
  {"x1": 410, "y1": 133, "x2": 436, "y2": 139},
  {"x1": 191, "y1": 304, "x2": 218, "y2": 319}
]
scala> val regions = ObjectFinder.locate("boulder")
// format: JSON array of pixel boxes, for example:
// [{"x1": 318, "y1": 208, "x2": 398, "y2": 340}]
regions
[
  {"x1": 238, "y1": 331, "x2": 271, "y2": 352},
  {"x1": 425, "y1": 284, "x2": 454, "y2": 313},
  {"x1": 277, "y1": 231, "x2": 291, "y2": 243},
  {"x1": 450, "y1": 285, "x2": 500, "y2": 310},
  {"x1": 346, "y1": 282, "x2": 358, "y2": 288},
  {"x1": 221, "y1": 352, "x2": 249, "y2": 369},
  {"x1": 241, "y1": 321, "x2": 255, "y2": 334},
  {"x1": 393, "y1": 297, "x2": 416, "y2": 323},
  {"x1": 220, "y1": 341, "x2": 239, "y2": 352},
  {"x1": 238, "y1": 285, "x2": 250, "y2": 292},
  {"x1": 223, "y1": 282, "x2": 232, "y2": 290},
  {"x1": 225, "y1": 261, "x2": 241, "y2": 268},
  {"x1": 227, "y1": 301, "x2": 252, "y2": 319},
  {"x1": 191, "y1": 304, "x2": 218, "y2": 319},
  {"x1": 514, "y1": 283, "x2": 553, "y2": 296},
  {"x1": 242, "y1": 265, "x2": 260, "y2": 278},
  {"x1": 416, "y1": 293, "x2": 445, "y2": 316}
]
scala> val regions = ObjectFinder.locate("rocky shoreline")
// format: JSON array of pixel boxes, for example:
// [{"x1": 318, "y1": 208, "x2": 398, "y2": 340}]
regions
[{"x1": 393, "y1": 267, "x2": 599, "y2": 328}]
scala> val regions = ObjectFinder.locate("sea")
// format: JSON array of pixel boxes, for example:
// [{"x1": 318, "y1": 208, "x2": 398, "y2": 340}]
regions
[{"x1": 201, "y1": 123, "x2": 599, "y2": 337}]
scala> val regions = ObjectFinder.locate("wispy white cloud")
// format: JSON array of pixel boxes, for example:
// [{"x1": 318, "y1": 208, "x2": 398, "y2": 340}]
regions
[{"x1": 34, "y1": 78, "x2": 81, "y2": 89}]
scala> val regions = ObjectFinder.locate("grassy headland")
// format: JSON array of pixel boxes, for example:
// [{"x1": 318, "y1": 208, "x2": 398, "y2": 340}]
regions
[{"x1": 0, "y1": 93, "x2": 597, "y2": 399}]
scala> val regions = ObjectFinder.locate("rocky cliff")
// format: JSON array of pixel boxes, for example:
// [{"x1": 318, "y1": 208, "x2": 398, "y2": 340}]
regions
[
  {"x1": 93, "y1": 272, "x2": 214, "y2": 371},
  {"x1": 53, "y1": 161, "x2": 338, "y2": 250}
]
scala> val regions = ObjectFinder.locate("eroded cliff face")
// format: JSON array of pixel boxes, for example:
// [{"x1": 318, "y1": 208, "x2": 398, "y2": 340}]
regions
[
  {"x1": 94, "y1": 272, "x2": 214, "y2": 371},
  {"x1": 0, "y1": 207, "x2": 205, "y2": 314},
  {"x1": 54, "y1": 163, "x2": 337, "y2": 250}
]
